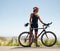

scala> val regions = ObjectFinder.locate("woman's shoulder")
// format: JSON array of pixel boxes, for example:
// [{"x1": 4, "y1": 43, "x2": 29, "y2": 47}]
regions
[
  {"x1": 35, "y1": 14, "x2": 39, "y2": 17},
  {"x1": 30, "y1": 13, "x2": 34, "y2": 15},
  {"x1": 30, "y1": 13, "x2": 34, "y2": 17}
]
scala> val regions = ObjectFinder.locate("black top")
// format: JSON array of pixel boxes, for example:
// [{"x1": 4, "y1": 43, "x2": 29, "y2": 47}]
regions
[{"x1": 32, "y1": 14, "x2": 38, "y2": 25}]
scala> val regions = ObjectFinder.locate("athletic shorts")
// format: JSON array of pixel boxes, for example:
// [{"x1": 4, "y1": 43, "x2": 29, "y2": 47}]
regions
[{"x1": 30, "y1": 24, "x2": 38, "y2": 32}]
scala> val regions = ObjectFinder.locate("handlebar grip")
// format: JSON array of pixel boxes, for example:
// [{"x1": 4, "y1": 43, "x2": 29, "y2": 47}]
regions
[{"x1": 48, "y1": 22, "x2": 52, "y2": 25}]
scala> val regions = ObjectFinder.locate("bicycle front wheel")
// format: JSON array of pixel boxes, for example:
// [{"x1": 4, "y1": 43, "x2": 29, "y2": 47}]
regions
[
  {"x1": 18, "y1": 32, "x2": 32, "y2": 47},
  {"x1": 41, "y1": 31, "x2": 57, "y2": 47}
]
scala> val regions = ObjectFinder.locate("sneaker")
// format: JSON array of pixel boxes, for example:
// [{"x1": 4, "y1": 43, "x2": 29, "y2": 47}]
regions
[{"x1": 28, "y1": 45, "x2": 31, "y2": 47}]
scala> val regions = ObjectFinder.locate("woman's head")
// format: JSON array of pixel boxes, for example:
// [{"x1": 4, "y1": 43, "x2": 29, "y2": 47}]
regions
[{"x1": 33, "y1": 7, "x2": 39, "y2": 13}]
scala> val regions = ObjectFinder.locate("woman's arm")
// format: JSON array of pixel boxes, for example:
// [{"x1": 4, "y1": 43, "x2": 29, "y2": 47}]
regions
[
  {"x1": 30, "y1": 13, "x2": 33, "y2": 25},
  {"x1": 38, "y1": 16, "x2": 45, "y2": 24}
]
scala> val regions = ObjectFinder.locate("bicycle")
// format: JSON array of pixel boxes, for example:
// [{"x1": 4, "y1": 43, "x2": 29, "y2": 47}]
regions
[{"x1": 18, "y1": 22, "x2": 57, "y2": 47}]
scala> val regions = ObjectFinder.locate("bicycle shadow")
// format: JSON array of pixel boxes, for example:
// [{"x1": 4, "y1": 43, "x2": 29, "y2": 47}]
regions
[
  {"x1": 11, "y1": 46, "x2": 46, "y2": 50},
  {"x1": 11, "y1": 46, "x2": 40, "y2": 49},
  {"x1": 11, "y1": 46, "x2": 60, "y2": 50}
]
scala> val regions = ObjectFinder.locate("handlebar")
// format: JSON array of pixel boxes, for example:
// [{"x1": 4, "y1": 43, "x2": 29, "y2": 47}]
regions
[
  {"x1": 43, "y1": 22, "x2": 52, "y2": 29},
  {"x1": 43, "y1": 22, "x2": 52, "y2": 26},
  {"x1": 24, "y1": 22, "x2": 52, "y2": 30}
]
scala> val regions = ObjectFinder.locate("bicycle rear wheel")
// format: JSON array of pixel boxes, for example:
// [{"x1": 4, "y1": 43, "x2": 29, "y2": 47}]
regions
[
  {"x1": 41, "y1": 31, "x2": 57, "y2": 47},
  {"x1": 18, "y1": 32, "x2": 32, "y2": 47}
]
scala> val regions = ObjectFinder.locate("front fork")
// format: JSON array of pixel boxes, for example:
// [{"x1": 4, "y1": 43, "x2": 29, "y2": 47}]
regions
[{"x1": 44, "y1": 31, "x2": 49, "y2": 39}]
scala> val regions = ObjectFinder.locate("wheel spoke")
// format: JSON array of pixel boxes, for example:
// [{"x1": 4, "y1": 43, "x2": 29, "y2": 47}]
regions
[
  {"x1": 18, "y1": 32, "x2": 32, "y2": 47},
  {"x1": 41, "y1": 31, "x2": 57, "y2": 47}
]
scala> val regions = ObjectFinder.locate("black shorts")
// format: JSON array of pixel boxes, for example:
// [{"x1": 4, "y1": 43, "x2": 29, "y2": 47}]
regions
[{"x1": 30, "y1": 24, "x2": 38, "y2": 32}]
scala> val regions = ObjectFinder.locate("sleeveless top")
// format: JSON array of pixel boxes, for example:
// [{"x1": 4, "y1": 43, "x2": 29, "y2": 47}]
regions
[{"x1": 31, "y1": 14, "x2": 38, "y2": 26}]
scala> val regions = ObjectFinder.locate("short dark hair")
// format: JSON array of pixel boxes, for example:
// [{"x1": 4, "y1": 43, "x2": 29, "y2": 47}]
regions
[{"x1": 33, "y1": 7, "x2": 39, "y2": 12}]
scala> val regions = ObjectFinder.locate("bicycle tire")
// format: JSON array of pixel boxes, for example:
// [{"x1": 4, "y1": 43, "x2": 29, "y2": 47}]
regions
[
  {"x1": 41, "y1": 31, "x2": 57, "y2": 47},
  {"x1": 18, "y1": 32, "x2": 32, "y2": 47}
]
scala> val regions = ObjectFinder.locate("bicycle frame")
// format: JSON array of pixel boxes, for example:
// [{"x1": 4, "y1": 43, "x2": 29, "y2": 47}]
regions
[
  {"x1": 25, "y1": 22, "x2": 52, "y2": 41},
  {"x1": 37, "y1": 25, "x2": 48, "y2": 38},
  {"x1": 30, "y1": 25, "x2": 49, "y2": 39}
]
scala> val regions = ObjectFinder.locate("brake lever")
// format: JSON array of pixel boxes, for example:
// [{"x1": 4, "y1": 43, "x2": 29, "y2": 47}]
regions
[{"x1": 24, "y1": 23, "x2": 29, "y2": 27}]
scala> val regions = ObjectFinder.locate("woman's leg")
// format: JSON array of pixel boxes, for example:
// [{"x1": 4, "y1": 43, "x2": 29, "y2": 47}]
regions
[
  {"x1": 29, "y1": 28, "x2": 33, "y2": 45},
  {"x1": 29, "y1": 31, "x2": 32, "y2": 43},
  {"x1": 35, "y1": 31, "x2": 38, "y2": 46}
]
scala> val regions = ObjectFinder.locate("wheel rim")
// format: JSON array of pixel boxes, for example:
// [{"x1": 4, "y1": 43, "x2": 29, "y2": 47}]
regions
[
  {"x1": 18, "y1": 32, "x2": 32, "y2": 47},
  {"x1": 41, "y1": 32, "x2": 57, "y2": 47}
]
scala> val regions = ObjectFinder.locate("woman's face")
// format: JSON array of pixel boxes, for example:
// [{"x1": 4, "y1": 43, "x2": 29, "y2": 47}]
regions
[{"x1": 34, "y1": 9, "x2": 39, "y2": 13}]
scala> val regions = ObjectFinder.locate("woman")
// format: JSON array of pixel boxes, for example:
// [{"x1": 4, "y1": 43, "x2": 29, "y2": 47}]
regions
[{"x1": 29, "y1": 7, "x2": 46, "y2": 47}]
